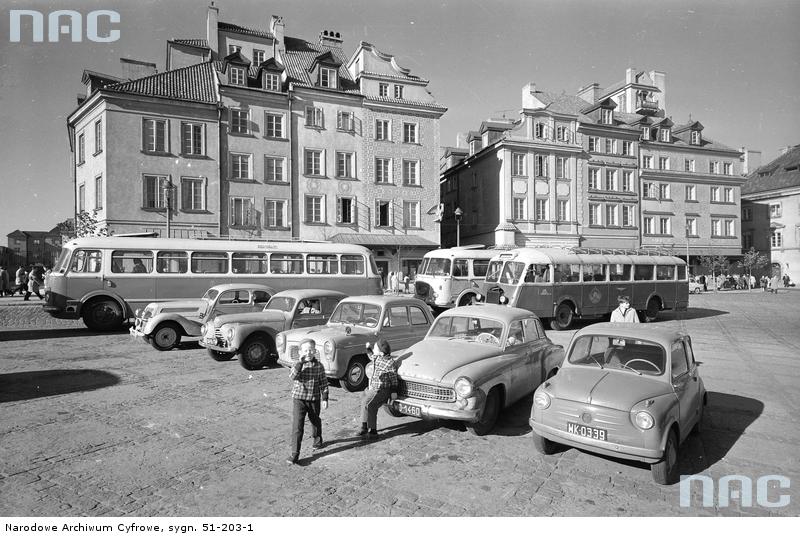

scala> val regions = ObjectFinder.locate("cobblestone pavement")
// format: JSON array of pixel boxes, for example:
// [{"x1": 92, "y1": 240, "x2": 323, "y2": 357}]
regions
[{"x1": 0, "y1": 291, "x2": 798, "y2": 516}]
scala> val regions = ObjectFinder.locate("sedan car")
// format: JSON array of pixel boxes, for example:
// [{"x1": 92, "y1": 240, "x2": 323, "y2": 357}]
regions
[
  {"x1": 688, "y1": 278, "x2": 704, "y2": 294},
  {"x1": 130, "y1": 284, "x2": 275, "y2": 351},
  {"x1": 276, "y1": 296, "x2": 434, "y2": 391},
  {"x1": 388, "y1": 305, "x2": 564, "y2": 435},
  {"x1": 199, "y1": 289, "x2": 347, "y2": 369},
  {"x1": 529, "y1": 322, "x2": 706, "y2": 485}
]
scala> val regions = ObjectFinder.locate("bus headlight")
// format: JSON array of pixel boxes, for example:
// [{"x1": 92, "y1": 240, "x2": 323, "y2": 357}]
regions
[
  {"x1": 323, "y1": 340, "x2": 335, "y2": 360},
  {"x1": 534, "y1": 392, "x2": 551, "y2": 409},
  {"x1": 454, "y1": 377, "x2": 474, "y2": 398},
  {"x1": 634, "y1": 411, "x2": 655, "y2": 430},
  {"x1": 499, "y1": 295, "x2": 508, "y2": 304},
  {"x1": 475, "y1": 293, "x2": 483, "y2": 301},
  {"x1": 276, "y1": 333, "x2": 285, "y2": 352}
]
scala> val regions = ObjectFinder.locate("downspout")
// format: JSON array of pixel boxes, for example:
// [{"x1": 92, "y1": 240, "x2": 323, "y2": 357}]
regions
[{"x1": 288, "y1": 83, "x2": 297, "y2": 239}]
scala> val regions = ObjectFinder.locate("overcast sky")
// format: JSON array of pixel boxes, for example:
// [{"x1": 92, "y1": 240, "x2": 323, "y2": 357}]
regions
[{"x1": 1, "y1": 0, "x2": 798, "y2": 240}]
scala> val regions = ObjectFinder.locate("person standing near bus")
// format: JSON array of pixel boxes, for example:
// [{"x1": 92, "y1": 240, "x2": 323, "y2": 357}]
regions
[{"x1": 610, "y1": 296, "x2": 640, "y2": 323}]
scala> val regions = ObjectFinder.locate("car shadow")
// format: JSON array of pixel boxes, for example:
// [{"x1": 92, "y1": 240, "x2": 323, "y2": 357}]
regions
[
  {"x1": 0, "y1": 327, "x2": 129, "y2": 342},
  {"x1": 0, "y1": 369, "x2": 121, "y2": 402},
  {"x1": 662, "y1": 308, "x2": 729, "y2": 321}
]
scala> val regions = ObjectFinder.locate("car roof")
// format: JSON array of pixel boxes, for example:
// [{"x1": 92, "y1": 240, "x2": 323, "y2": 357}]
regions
[
  {"x1": 209, "y1": 283, "x2": 274, "y2": 293},
  {"x1": 339, "y1": 295, "x2": 429, "y2": 307},
  {"x1": 441, "y1": 304, "x2": 538, "y2": 322},
  {"x1": 573, "y1": 322, "x2": 689, "y2": 344},
  {"x1": 271, "y1": 288, "x2": 347, "y2": 299}
]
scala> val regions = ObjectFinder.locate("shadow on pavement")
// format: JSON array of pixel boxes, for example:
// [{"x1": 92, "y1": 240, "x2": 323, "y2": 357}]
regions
[
  {"x1": 0, "y1": 327, "x2": 128, "y2": 342},
  {"x1": 0, "y1": 368, "x2": 121, "y2": 402},
  {"x1": 665, "y1": 308, "x2": 729, "y2": 321}
]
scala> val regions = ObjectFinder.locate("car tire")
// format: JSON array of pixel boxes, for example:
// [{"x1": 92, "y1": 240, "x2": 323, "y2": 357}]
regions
[
  {"x1": 466, "y1": 388, "x2": 501, "y2": 436},
  {"x1": 549, "y1": 303, "x2": 573, "y2": 331},
  {"x1": 150, "y1": 321, "x2": 182, "y2": 351},
  {"x1": 82, "y1": 298, "x2": 125, "y2": 331},
  {"x1": 237, "y1": 336, "x2": 273, "y2": 370},
  {"x1": 207, "y1": 349, "x2": 234, "y2": 362},
  {"x1": 531, "y1": 430, "x2": 559, "y2": 455},
  {"x1": 341, "y1": 356, "x2": 369, "y2": 392},
  {"x1": 644, "y1": 298, "x2": 660, "y2": 323},
  {"x1": 651, "y1": 429, "x2": 679, "y2": 485},
  {"x1": 383, "y1": 404, "x2": 403, "y2": 418}
]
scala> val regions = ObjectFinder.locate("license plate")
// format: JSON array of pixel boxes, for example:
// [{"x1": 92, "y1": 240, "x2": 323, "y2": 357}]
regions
[
  {"x1": 396, "y1": 401, "x2": 421, "y2": 418},
  {"x1": 567, "y1": 422, "x2": 607, "y2": 441}
]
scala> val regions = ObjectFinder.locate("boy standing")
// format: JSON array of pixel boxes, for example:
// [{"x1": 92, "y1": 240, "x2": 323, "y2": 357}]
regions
[{"x1": 288, "y1": 338, "x2": 329, "y2": 465}]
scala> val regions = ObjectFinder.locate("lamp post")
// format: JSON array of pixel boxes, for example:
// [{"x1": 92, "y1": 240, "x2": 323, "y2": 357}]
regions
[
  {"x1": 161, "y1": 178, "x2": 176, "y2": 238},
  {"x1": 454, "y1": 207, "x2": 463, "y2": 247},
  {"x1": 685, "y1": 222, "x2": 691, "y2": 275}
]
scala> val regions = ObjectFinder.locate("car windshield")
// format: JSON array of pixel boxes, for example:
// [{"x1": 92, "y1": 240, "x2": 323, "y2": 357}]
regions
[
  {"x1": 428, "y1": 315, "x2": 504, "y2": 346},
  {"x1": 265, "y1": 296, "x2": 295, "y2": 312},
  {"x1": 568, "y1": 335, "x2": 666, "y2": 376},
  {"x1": 329, "y1": 302, "x2": 383, "y2": 328},
  {"x1": 202, "y1": 289, "x2": 219, "y2": 301},
  {"x1": 421, "y1": 258, "x2": 451, "y2": 276}
]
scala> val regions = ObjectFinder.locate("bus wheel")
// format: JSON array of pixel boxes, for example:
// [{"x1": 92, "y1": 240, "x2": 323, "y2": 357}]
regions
[
  {"x1": 82, "y1": 298, "x2": 124, "y2": 331},
  {"x1": 238, "y1": 336, "x2": 273, "y2": 370},
  {"x1": 644, "y1": 298, "x2": 660, "y2": 323},
  {"x1": 150, "y1": 321, "x2": 182, "y2": 351},
  {"x1": 341, "y1": 356, "x2": 368, "y2": 392},
  {"x1": 208, "y1": 349, "x2": 234, "y2": 362},
  {"x1": 550, "y1": 304, "x2": 573, "y2": 331}
]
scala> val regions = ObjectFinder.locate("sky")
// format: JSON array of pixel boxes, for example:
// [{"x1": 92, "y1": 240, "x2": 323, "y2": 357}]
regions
[{"x1": 1, "y1": 0, "x2": 799, "y2": 241}]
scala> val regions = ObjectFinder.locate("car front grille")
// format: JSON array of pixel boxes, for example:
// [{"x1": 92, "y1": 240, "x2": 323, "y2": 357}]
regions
[
  {"x1": 400, "y1": 379, "x2": 456, "y2": 402},
  {"x1": 486, "y1": 287, "x2": 502, "y2": 304},
  {"x1": 414, "y1": 281, "x2": 431, "y2": 300},
  {"x1": 288, "y1": 345, "x2": 299, "y2": 360}
]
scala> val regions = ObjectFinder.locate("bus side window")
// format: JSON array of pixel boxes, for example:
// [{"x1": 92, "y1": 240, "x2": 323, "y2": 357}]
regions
[
  {"x1": 569, "y1": 264, "x2": 581, "y2": 282},
  {"x1": 453, "y1": 259, "x2": 468, "y2": 278},
  {"x1": 473, "y1": 260, "x2": 489, "y2": 278},
  {"x1": 634, "y1": 265, "x2": 654, "y2": 281}
]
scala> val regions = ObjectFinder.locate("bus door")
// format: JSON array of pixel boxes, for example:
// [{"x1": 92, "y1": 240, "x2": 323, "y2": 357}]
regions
[
  {"x1": 451, "y1": 258, "x2": 470, "y2": 301},
  {"x1": 108, "y1": 250, "x2": 155, "y2": 311},
  {"x1": 66, "y1": 249, "x2": 105, "y2": 307},
  {"x1": 608, "y1": 263, "x2": 633, "y2": 310},
  {"x1": 553, "y1": 263, "x2": 582, "y2": 313},
  {"x1": 632, "y1": 264, "x2": 656, "y2": 310},
  {"x1": 655, "y1": 264, "x2": 677, "y2": 309},
  {"x1": 516, "y1": 263, "x2": 552, "y2": 317},
  {"x1": 580, "y1": 264, "x2": 609, "y2": 315}
]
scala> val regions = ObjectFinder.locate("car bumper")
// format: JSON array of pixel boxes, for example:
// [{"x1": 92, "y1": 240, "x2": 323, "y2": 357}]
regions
[
  {"x1": 530, "y1": 419, "x2": 663, "y2": 463},
  {"x1": 391, "y1": 394, "x2": 483, "y2": 423},
  {"x1": 201, "y1": 340, "x2": 238, "y2": 353},
  {"x1": 129, "y1": 326, "x2": 150, "y2": 342}
]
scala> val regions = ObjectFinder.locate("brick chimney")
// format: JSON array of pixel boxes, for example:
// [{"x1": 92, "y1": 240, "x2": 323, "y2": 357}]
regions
[
  {"x1": 120, "y1": 58, "x2": 156, "y2": 80},
  {"x1": 319, "y1": 29, "x2": 343, "y2": 49},
  {"x1": 577, "y1": 82, "x2": 601, "y2": 104},
  {"x1": 207, "y1": 3, "x2": 219, "y2": 59},
  {"x1": 270, "y1": 15, "x2": 285, "y2": 52}
]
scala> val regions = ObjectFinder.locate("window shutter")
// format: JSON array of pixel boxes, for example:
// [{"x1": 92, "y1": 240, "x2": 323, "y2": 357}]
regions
[
  {"x1": 181, "y1": 180, "x2": 190, "y2": 210},
  {"x1": 229, "y1": 198, "x2": 235, "y2": 226}
]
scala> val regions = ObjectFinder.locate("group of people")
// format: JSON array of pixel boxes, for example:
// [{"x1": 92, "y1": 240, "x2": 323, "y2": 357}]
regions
[
  {"x1": 760, "y1": 274, "x2": 786, "y2": 294},
  {"x1": 384, "y1": 270, "x2": 411, "y2": 295},
  {"x1": 0, "y1": 264, "x2": 47, "y2": 300}
]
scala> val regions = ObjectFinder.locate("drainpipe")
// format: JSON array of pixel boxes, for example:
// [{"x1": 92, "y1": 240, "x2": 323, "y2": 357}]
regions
[{"x1": 288, "y1": 84, "x2": 297, "y2": 239}]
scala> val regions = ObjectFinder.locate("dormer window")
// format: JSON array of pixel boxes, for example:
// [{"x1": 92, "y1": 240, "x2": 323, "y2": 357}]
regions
[
  {"x1": 470, "y1": 140, "x2": 481, "y2": 155},
  {"x1": 659, "y1": 128, "x2": 671, "y2": 142},
  {"x1": 253, "y1": 49, "x2": 265, "y2": 66},
  {"x1": 394, "y1": 85, "x2": 404, "y2": 99},
  {"x1": 379, "y1": 83, "x2": 388, "y2": 97},
  {"x1": 691, "y1": 131, "x2": 701, "y2": 145},
  {"x1": 230, "y1": 67, "x2": 245, "y2": 86},
  {"x1": 600, "y1": 109, "x2": 613, "y2": 125},
  {"x1": 228, "y1": 45, "x2": 241, "y2": 55},
  {"x1": 641, "y1": 127, "x2": 651, "y2": 141},
  {"x1": 264, "y1": 72, "x2": 280, "y2": 92},
  {"x1": 320, "y1": 67, "x2": 337, "y2": 89}
]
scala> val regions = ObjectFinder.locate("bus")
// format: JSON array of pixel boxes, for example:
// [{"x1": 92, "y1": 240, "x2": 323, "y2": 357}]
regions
[
  {"x1": 44, "y1": 236, "x2": 383, "y2": 330},
  {"x1": 475, "y1": 248, "x2": 688, "y2": 330},
  {"x1": 413, "y1": 246, "x2": 506, "y2": 309}
]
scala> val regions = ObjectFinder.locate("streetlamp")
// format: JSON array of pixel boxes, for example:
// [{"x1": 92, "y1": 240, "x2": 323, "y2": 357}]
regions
[
  {"x1": 685, "y1": 222, "x2": 691, "y2": 275},
  {"x1": 454, "y1": 207, "x2": 463, "y2": 247}
]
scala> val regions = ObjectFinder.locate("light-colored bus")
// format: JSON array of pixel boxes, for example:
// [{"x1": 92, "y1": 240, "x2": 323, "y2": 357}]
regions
[
  {"x1": 414, "y1": 246, "x2": 506, "y2": 309},
  {"x1": 475, "y1": 248, "x2": 688, "y2": 330},
  {"x1": 44, "y1": 236, "x2": 383, "y2": 330}
]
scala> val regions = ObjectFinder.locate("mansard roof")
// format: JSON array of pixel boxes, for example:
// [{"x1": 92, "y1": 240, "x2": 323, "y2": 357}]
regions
[
  {"x1": 526, "y1": 90, "x2": 592, "y2": 116},
  {"x1": 105, "y1": 62, "x2": 217, "y2": 104},
  {"x1": 742, "y1": 145, "x2": 800, "y2": 195},
  {"x1": 281, "y1": 36, "x2": 356, "y2": 90}
]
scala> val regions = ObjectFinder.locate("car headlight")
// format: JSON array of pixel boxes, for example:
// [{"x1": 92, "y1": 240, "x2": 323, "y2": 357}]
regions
[
  {"x1": 135, "y1": 308, "x2": 140, "y2": 318},
  {"x1": 499, "y1": 295, "x2": 508, "y2": 304},
  {"x1": 475, "y1": 293, "x2": 483, "y2": 301},
  {"x1": 634, "y1": 411, "x2": 654, "y2": 430},
  {"x1": 200, "y1": 324, "x2": 208, "y2": 336},
  {"x1": 454, "y1": 376, "x2": 474, "y2": 398},
  {"x1": 224, "y1": 327, "x2": 235, "y2": 341},
  {"x1": 276, "y1": 333, "x2": 285, "y2": 351},
  {"x1": 323, "y1": 340, "x2": 335, "y2": 360},
  {"x1": 533, "y1": 391, "x2": 551, "y2": 409}
]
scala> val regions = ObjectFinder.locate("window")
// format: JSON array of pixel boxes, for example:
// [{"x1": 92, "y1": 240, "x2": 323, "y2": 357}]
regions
[
  {"x1": 78, "y1": 183, "x2": 85, "y2": 212},
  {"x1": 270, "y1": 253, "x2": 303, "y2": 274},
  {"x1": 709, "y1": 161, "x2": 720, "y2": 174},
  {"x1": 643, "y1": 216, "x2": 654, "y2": 235},
  {"x1": 111, "y1": 250, "x2": 153, "y2": 273},
  {"x1": 181, "y1": 177, "x2": 204, "y2": 211},
  {"x1": 394, "y1": 85, "x2": 404, "y2": 99},
  {"x1": 305, "y1": 195, "x2": 324, "y2": 223},
  {"x1": 691, "y1": 131, "x2": 701, "y2": 145},
  {"x1": 557, "y1": 199, "x2": 569, "y2": 221},
  {"x1": 605, "y1": 138, "x2": 617, "y2": 154},
  {"x1": 230, "y1": 109, "x2": 249, "y2": 134},
  {"x1": 600, "y1": 108, "x2": 613, "y2": 124},
  {"x1": 77, "y1": 132, "x2": 85, "y2": 164},
  {"x1": 605, "y1": 170, "x2": 617, "y2": 191},
  {"x1": 156, "y1": 251, "x2": 188, "y2": 274},
  {"x1": 228, "y1": 44, "x2": 241, "y2": 54},
  {"x1": 512, "y1": 153, "x2": 526, "y2": 176},
  {"x1": 265, "y1": 113, "x2": 283, "y2": 138},
  {"x1": 606, "y1": 204, "x2": 618, "y2": 226},
  {"x1": 378, "y1": 83, "x2": 388, "y2": 97},
  {"x1": 307, "y1": 255, "x2": 339, "y2": 275},
  {"x1": 588, "y1": 136, "x2": 599, "y2": 152},
  {"x1": 710, "y1": 186, "x2": 721, "y2": 202},
  {"x1": 513, "y1": 197, "x2": 527, "y2": 220},
  {"x1": 191, "y1": 252, "x2": 228, "y2": 274},
  {"x1": 375, "y1": 119, "x2": 390, "y2": 141},
  {"x1": 659, "y1": 128, "x2": 670, "y2": 142},
  {"x1": 769, "y1": 203, "x2": 781, "y2": 218},
  {"x1": 658, "y1": 156, "x2": 670, "y2": 170},
  {"x1": 659, "y1": 183, "x2": 670, "y2": 200},
  {"x1": 230, "y1": 197, "x2": 255, "y2": 227},
  {"x1": 723, "y1": 162, "x2": 733, "y2": 175},
  {"x1": 143, "y1": 119, "x2": 167, "y2": 151},
  {"x1": 94, "y1": 120, "x2": 102, "y2": 154},
  {"x1": 622, "y1": 205, "x2": 635, "y2": 227},
  {"x1": 534, "y1": 122, "x2": 545, "y2": 139},
  {"x1": 724, "y1": 219, "x2": 735, "y2": 236},
  {"x1": 403, "y1": 160, "x2": 420, "y2": 185},
  {"x1": 264, "y1": 156, "x2": 285, "y2": 183},
  {"x1": 643, "y1": 182, "x2": 656, "y2": 199},
  {"x1": 743, "y1": 231, "x2": 753, "y2": 250},
  {"x1": 263, "y1": 72, "x2": 280, "y2": 91},
  {"x1": 142, "y1": 175, "x2": 167, "y2": 209},
  {"x1": 724, "y1": 187, "x2": 734, "y2": 203},
  {"x1": 742, "y1": 206, "x2": 752, "y2": 221},
  {"x1": 535, "y1": 199, "x2": 548, "y2": 221},
  {"x1": 264, "y1": 199, "x2": 286, "y2": 228},
  {"x1": 622, "y1": 140, "x2": 633, "y2": 156},
  {"x1": 403, "y1": 201, "x2": 420, "y2": 228},
  {"x1": 94, "y1": 175, "x2": 103, "y2": 209},
  {"x1": 685, "y1": 159, "x2": 695, "y2": 172},
  {"x1": 337, "y1": 197, "x2": 355, "y2": 225},
  {"x1": 403, "y1": 122, "x2": 418, "y2": 144},
  {"x1": 686, "y1": 217, "x2": 697, "y2": 236},
  {"x1": 181, "y1": 122, "x2": 204, "y2": 155},
  {"x1": 336, "y1": 152, "x2": 354, "y2": 178},
  {"x1": 253, "y1": 49, "x2": 265, "y2": 66},
  {"x1": 641, "y1": 127, "x2": 651, "y2": 140},
  {"x1": 376, "y1": 200, "x2": 391, "y2": 227},
  {"x1": 642, "y1": 155, "x2": 653, "y2": 169},
  {"x1": 622, "y1": 171, "x2": 633, "y2": 192},
  {"x1": 230, "y1": 153, "x2": 252, "y2": 180},
  {"x1": 305, "y1": 106, "x2": 323, "y2": 128},
  {"x1": 685, "y1": 184, "x2": 696, "y2": 201},
  {"x1": 337, "y1": 111, "x2": 354, "y2": 132},
  {"x1": 375, "y1": 157, "x2": 392, "y2": 183},
  {"x1": 535, "y1": 155, "x2": 548, "y2": 177},
  {"x1": 341, "y1": 255, "x2": 365, "y2": 275},
  {"x1": 588, "y1": 203, "x2": 600, "y2": 226},
  {"x1": 711, "y1": 218, "x2": 722, "y2": 236},
  {"x1": 556, "y1": 156, "x2": 566, "y2": 179},
  {"x1": 71, "y1": 249, "x2": 102, "y2": 273},
  {"x1": 659, "y1": 216, "x2": 671, "y2": 235},
  {"x1": 771, "y1": 230, "x2": 783, "y2": 248},
  {"x1": 588, "y1": 168, "x2": 599, "y2": 190},
  {"x1": 670, "y1": 341, "x2": 690, "y2": 379},
  {"x1": 302, "y1": 149, "x2": 323, "y2": 176},
  {"x1": 229, "y1": 66, "x2": 245, "y2": 86},
  {"x1": 556, "y1": 125, "x2": 569, "y2": 142},
  {"x1": 469, "y1": 140, "x2": 481, "y2": 154}
]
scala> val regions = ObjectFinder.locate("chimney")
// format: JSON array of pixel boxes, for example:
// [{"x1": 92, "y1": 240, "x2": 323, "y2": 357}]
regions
[
  {"x1": 120, "y1": 58, "x2": 157, "y2": 80},
  {"x1": 577, "y1": 82, "x2": 600, "y2": 104},
  {"x1": 270, "y1": 15, "x2": 285, "y2": 52},
  {"x1": 319, "y1": 29, "x2": 343, "y2": 49},
  {"x1": 207, "y1": 3, "x2": 219, "y2": 59},
  {"x1": 740, "y1": 147, "x2": 763, "y2": 175},
  {"x1": 522, "y1": 82, "x2": 544, "y2": 109},
  {"x1": 626, "y1": 67, "x2": 636, "y2": 84}
]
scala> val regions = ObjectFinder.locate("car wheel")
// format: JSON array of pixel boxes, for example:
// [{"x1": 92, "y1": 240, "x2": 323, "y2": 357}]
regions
[
  {"x1": 238, "y1": 336, "x2": 273, "y2": 370},
  {"x1": 531, "y1": 430, "x2": 559, "y2": 455},
  {"x1": 150, "y1": 321, "x2": 182, "y2": 351},
  {"x1": 82, "y1": 298, "x2": 125, "y2": 331},
  {"x1": 549, "y1": 303, "x2": 573, "y2": 331},
  {"x1": 651, "y1": 429, "x2": 679, "y2": 485},
  {"x1": 644, "y1": 298, "x2": 660, "y2": 323},
  {"x1": 207, "y1": 349, "x2": 234, "y2": 362},
  {"x1": 341, "y1": 356, "x2": 368, "y2": 392},
  {"x1": 466, "y1": 388, "x2": 501, "y2": 436}
]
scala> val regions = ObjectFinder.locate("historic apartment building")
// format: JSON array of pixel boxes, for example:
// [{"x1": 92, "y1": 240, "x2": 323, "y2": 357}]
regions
[
  {"x1": 440, "y1": 68, "x2": 745, "y2": 270},
  {"x1": 6, "y1": 229, "x2": 63, "y2": 267},
  {"x1": 67, "y1": 6, "x2": 446, "y2": 277}
]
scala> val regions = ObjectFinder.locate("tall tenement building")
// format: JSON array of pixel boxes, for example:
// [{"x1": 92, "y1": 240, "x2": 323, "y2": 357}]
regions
[
  {"x1": 440, "y1": 68, "x2": 745, "y2": 271},
  {"x1": 67, "y1": 6, "x2": 446, "y2": 277}
]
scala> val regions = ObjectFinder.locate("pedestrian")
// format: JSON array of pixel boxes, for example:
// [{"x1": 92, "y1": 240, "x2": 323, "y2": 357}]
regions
[
  {"x1": 0, "y1": 266, "x2": 10, "y2": 296},
  {"x1": 394, "y1": 270, "x2": 403, "y2": 294},
  {"x1": 25, "y1": 265, "x2": 44, "y2": 300},
  {"x1": 699, "y1": 274, "x2": 707, "y2": 292},
  {"x1": 749, "y1": 274, "x2": 756, "y2": 290},
  {"x1": 761, "y1": 275, "x2": 768, "y2": 291},
  {"x1": 287, "y1": 338, "x2": 328, "y2": 465},
  {"x1": 403, "y1": 273, "x2": 410, "y2": 294},
  {"x1": 388, "y1": 271, "x2": 397, "y2": 294},
  {"x1": 610, "y1": 295, "x2": 640, "y2": 323},
  {"x1": 357, "y1": 338, "x2": 400, "y2": 439},
  {"x1": 784, "y1": 274, "x2": 790, "y2": 287},
  {"x1": 769, "y1": 274, "x2": 781, "y2": 294},
  {"x1": 14, "y1": 266, "x2": 28, "y2": 296}
]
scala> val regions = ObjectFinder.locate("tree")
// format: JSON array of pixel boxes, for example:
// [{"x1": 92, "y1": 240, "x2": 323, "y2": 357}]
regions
[
  {"x1": 737, "y1": 247, "x2": 769, "y2": 291},
  {"x1": 699, "y1": 254, "x2": 730, "y2": 292},
  {"x1": 73, "y1": 210, "x2": 108, "y2": 238}
]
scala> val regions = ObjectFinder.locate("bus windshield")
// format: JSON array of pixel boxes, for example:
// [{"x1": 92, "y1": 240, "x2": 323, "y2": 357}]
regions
[
  {"x1": 421, "y1": 258, "x2": 451, "y2": 276},
  {"x1": 53, "y1": 248, "x2": 72, "y2": 273},
  {"x1": 485, "y1": 261, "x2": 503, "y2": 283}
]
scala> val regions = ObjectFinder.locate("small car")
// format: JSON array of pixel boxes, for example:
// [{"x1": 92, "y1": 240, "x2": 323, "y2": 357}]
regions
[
  {"x1": 199, "y1": 289, "x2": 347, "y2": 369},
  {"x1": 688, "y1": 278, "x2": 703, "y2": 294},
  {"x1": 389, "y1": 305, "x2": 564, "y2": 435},
  {"x1": 130, "y1": 283, "x2": 275, "y2": 351},
  {"x1": 529, "y1": 322, "x2": 706, "y2": 485},
  {"x1": 276, "y1": 295, "x2": 434, "y2": 391}
]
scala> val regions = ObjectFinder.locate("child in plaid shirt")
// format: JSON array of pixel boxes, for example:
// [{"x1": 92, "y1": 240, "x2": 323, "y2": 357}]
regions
[
  {"x1": 357, "y1": 338, "x2": 399, "y2": 438},
  {"x1": 287, "y1": 338, "x2": 329, "y2": 464}
]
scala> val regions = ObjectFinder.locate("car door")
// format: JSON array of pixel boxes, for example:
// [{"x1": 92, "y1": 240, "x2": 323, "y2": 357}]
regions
[
  {"x1": 505, "y1": 319, "x2": 535, "y2": 403},
  {"x1": 670, "y1": 338, "x2": 701, "y2": 440},
  {"x1": 406, "y1": 305, "x2": 432, "y2": 345},
  {"x1": 523, "y1": 317, "x2": 552, "y2": 388},
  {"x1": 681, "y1": 337, "x2": 704, "y2": 430},
  {"x1": 380, "y1": 305, "x2": 415, "y2": 351}
]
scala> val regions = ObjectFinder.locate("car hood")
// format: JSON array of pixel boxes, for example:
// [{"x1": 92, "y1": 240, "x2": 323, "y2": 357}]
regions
[
  {"x1": 396, "y1": 339, "x2": 500, "y2": 383},
  {"x1": 284, "y1": 324, "x2": 376, "y2": 346},
  {"x1": 150, "y1": 299, "x2": 206, "y2": 315},
  {"x1": 212, "y1": 310, "x2": 288, "y2": 327},
  {"x1": 550, "y1": 367, "x2": 672, "y2": 411}
]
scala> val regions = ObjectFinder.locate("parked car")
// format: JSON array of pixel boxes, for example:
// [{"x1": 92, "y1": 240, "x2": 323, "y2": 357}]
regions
[
  {"x1": 529, "y1": 322, "x2": 706, "y2": 485},
  {"x1": 388, "y1": 305, "x2": 564, "y2": 435},
  {"x1": 130, "y1": 283, "x2": 275, "y2": 351},
  {"x1": 199, "y1": 289, "x2": 347, "y2": 369},
  {"x1": 688, "y1": 278, "x2": 703, "y2": 294},
  {"x1": 276, "y1": 295, "x2": 434, "y2": 391}
]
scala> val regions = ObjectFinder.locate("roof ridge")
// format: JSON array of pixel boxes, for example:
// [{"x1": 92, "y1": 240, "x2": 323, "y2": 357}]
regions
[{"x1": 108, "y1": 61, "x2": 209, "y2": 89}]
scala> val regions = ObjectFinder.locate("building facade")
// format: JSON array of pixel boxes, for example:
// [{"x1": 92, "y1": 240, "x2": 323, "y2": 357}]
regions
[{"x1": 6, "y1": 229, "x2": 62, "y2": 267}]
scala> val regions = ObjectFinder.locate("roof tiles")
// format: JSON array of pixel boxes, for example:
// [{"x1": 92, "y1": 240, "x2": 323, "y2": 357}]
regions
[
  {"x1": 106, "y1": 62, "x2": 217, "y2": 104},
  {"x1": 742, "y1": 145, "x2": 800, "y2": 195}
]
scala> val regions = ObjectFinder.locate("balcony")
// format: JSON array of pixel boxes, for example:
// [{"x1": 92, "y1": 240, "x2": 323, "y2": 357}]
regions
[{"x1": 635, "y1": 99, "x2": 660, "y2": 115}]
